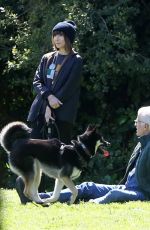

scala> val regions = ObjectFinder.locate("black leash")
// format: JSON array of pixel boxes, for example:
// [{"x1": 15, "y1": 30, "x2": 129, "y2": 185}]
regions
[
  {"x1": 41, "y1": 119, "x2": 60, "y2": 140},
  {"x1": 46, "y1": 119, "x2": 60, "y2": 140},
  {"x1": 40, "y1": 100, "x2": 61, "y2": 140}
]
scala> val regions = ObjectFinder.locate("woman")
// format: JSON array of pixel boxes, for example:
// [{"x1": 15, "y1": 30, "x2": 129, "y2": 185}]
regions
[
  {"x1": 27, "y1": 20, "x2": 83, "y2": 143},
  {"x1": 16, "y1": 20, "x2": 83, "y2": 195}
]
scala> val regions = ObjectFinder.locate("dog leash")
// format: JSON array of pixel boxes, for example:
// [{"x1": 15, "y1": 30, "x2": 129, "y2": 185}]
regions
[
  {"x1": 40, "y1": 118, "x2": 60, "y2": 140},
  {"x1": 47, "y1": 119, "x2": 60, "y2": 140}
]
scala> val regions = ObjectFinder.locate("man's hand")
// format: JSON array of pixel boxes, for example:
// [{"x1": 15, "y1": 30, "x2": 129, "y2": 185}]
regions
[{"x1": 47, "y1": 94, "x2": 63, "y2": 109}]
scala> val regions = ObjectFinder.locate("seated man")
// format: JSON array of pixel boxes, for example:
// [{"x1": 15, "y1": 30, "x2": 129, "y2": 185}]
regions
[{"x1": 16, "y1": 106, "x2": 150, "y2": 204}]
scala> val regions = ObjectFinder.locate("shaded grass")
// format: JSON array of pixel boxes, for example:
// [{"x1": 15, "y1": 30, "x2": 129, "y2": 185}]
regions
[{"x1": 0, "y1": 189, "x2": 150, "y2": 230}]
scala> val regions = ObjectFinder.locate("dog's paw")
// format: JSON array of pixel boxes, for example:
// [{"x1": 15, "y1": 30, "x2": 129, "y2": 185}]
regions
[
  {"x1": 66, "y1": 201, "x2": 71, "y2": 205},
  {"x1": 41, "y1": 203, "x2": 50, "y2": 207},
  {"x1": 67, "y1": 199, "x2": 75, "y2": 205},
  {"x1": 32, "y1": 201, "x2": 50, "y2": 207}
]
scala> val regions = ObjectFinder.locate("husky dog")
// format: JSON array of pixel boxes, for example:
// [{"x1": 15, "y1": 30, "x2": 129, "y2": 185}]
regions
[{"x1": 0, "y1": 121, "x2": 110, "y2": 205}]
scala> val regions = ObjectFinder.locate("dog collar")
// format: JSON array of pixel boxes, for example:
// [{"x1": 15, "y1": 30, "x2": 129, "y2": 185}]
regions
[{"x1": 77, "y1": 137, "x2": 92, "y2": 158}]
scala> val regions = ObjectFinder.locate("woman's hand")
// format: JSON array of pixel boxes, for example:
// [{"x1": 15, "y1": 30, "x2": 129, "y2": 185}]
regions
[
  {"x1": 47, "y1": 94, "x2": 63, "y2": 109},
  {"x1": 45, "y1": 106, "x2": 55, "y2": 123}
]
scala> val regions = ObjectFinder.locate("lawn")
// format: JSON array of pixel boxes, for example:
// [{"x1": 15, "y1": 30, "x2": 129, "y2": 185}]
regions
[{"x1": 0, "y1": 189, "x2": 149, "y2": 230}]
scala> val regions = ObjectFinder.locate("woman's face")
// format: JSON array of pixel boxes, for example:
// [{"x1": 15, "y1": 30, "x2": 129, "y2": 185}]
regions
[{"x1": 53, "y1": 32, "x2": 66, "y2": 51}]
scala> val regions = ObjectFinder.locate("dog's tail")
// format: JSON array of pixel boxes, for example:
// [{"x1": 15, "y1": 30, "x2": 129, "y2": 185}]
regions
[{"x1": 0, "y1": 121, "x2": 31, "y2": 153}]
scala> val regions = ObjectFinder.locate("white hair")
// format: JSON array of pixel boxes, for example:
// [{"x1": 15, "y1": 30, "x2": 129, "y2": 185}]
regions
[{"x1": 138, "y1": 106, "x2": 150, "y2": 125}]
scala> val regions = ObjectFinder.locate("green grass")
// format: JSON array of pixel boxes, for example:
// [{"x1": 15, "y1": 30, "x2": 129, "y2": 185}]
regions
[{"x1": 0, "y1": 189, "x2": 150, "y2": 230}]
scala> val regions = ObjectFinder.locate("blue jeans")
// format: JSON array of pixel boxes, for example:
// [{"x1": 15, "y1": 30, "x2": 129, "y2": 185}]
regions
[{"x1": 39, "y1": 182, "x2": 146, "y2": 204}]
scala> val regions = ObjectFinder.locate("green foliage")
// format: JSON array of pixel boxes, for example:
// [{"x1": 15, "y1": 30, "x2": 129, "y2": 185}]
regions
[
  {"x1": 65, "y1": 0, "x2": 150, "y2": 184},
  {"x1": 0, "y1": 0, "x2": 150, "y2": 188},
  {"x1": 0, "y1": 7, "x2": 30, "y2": 71},
  {"x1": 0, "y1": 6, "x2": 31, "y2": 125}
]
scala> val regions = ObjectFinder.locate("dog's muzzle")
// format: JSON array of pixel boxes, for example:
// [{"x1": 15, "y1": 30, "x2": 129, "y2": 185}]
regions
[{"x1": 96, "y1": 140, "x2": 110, "y2": 158}]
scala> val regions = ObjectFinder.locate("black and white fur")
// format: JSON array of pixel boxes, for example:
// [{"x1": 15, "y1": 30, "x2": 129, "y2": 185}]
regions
[{"x1": 0, "y1": 121, "x2": 109, "y2": 205}]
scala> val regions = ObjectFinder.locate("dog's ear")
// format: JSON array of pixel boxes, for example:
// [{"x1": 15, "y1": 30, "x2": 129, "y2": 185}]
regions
[{"x1": 86, "y1": 124, "x2": 96, "y2": 132}]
